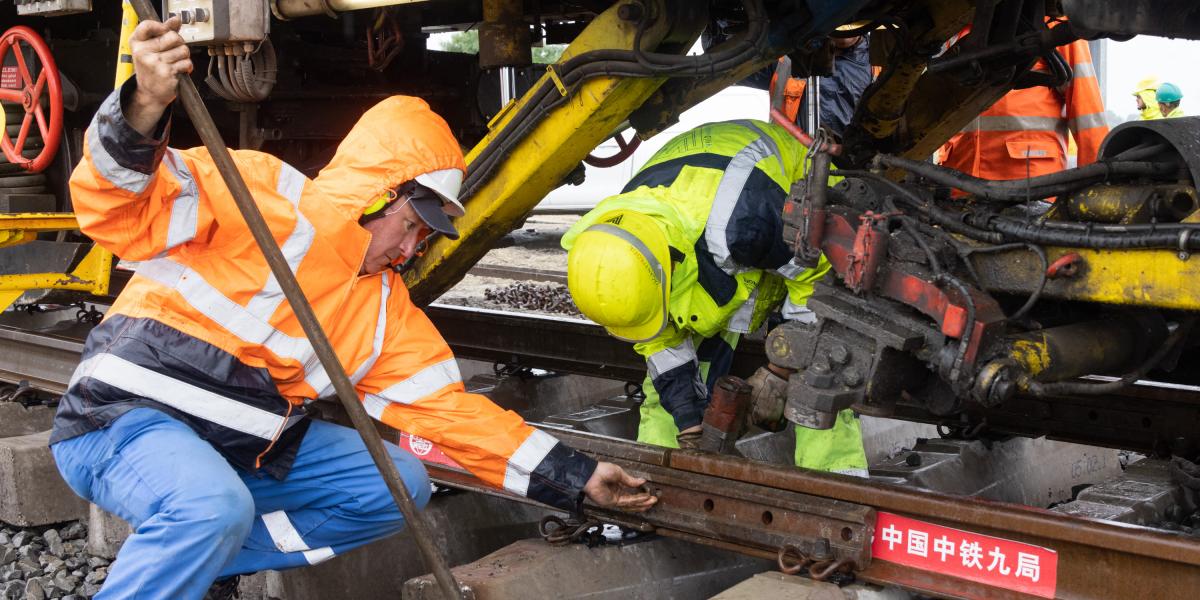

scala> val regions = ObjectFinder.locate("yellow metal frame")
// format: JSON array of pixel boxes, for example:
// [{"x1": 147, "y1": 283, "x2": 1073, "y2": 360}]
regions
[
  {"x1": 0, "y1": 214, "x2": 113, "y2": 311},
  {"x1": 404, "y1": 0, "x2": 699, "y2": 304},
  {"x1": 969, "y1": 245, "x2": 1200, "y2": 312}
]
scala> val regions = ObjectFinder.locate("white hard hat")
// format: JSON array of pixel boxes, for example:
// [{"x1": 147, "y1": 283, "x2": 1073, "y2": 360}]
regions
[{"x1": 415, "y1": 168, "x2": 465, "y2": 216}]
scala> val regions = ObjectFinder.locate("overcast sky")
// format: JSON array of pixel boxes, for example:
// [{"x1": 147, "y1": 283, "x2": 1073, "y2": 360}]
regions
[{"x1": 1099, "y1": 36, "x2": 1198, "y2": 122}]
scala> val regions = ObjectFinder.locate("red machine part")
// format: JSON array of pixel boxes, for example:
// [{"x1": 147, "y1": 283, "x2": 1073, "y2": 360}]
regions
[
  {"x1": 769, "y1": 107, "x2": 842, "y2": 155},
  {"x1": 1045, "y1": 252, "x2": 1083, "y2": 278},
  {"x1": 843, "y1": 211, "x2": 892, "y2": 292},
  {"x1": 584, "y1": 130, "x2": 642, "y2": 168},
  {"x1": 0, "y1": 25, "x2": 63, "y2": 174},
  {"x1": 821, "y1": 210, "x2": 1007, "y2": 366}
]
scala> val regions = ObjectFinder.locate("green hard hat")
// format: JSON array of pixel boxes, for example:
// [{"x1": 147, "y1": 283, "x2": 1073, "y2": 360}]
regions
[{"x1": 1157, "y1": 82, "x2": 1183, "y2": 103}]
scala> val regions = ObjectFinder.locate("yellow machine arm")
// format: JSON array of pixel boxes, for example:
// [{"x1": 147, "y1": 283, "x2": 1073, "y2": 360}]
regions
[{"x1": 403, "y1": 0, "x2": 701, "y2": 304}]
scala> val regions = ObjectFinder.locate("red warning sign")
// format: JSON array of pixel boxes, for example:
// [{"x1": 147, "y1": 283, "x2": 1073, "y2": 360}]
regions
[
  {"x1": 873, "y1": 512, "x2": 1058, "y2": 598},
  {"x1": 1, "y1": 66, "x2": 19, "y2": 89}
]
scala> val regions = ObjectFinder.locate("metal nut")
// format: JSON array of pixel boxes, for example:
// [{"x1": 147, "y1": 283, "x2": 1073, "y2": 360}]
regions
[
  {"x1": 805, "y1": 364, "x2": 835, "y2": 389},
  {"x1": 828, "y1": 344, "x2": 851, "y2": 365},
  {"x1": 841, "y1": 367, "x2": 863, "y2": 387}
]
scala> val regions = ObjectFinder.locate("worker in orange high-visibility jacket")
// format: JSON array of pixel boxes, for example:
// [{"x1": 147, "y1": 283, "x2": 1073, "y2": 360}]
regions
[
  {"x1": 49, "y1": 17, "x2": 654, "y2": 600},
  {"x1": 939, "y1": 28, "x2": 1108, "y2": 179}
]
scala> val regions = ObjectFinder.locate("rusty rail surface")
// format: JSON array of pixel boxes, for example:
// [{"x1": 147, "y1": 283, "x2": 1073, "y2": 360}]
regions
[{"x1": 417, "y1": 426, "x2": 1200, "y2": 600}]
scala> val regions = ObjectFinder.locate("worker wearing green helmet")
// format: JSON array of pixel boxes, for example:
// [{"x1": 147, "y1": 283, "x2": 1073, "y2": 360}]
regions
[{"x1": 1157, "y1": 82, "x2": 1185, "y2": 118}]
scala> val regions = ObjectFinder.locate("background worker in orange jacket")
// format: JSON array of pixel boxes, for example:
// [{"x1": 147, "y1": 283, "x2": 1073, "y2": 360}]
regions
[
  {"x1": 49, "y1": 17, "x2": 654, "y2": 600},
  {"x1": 939, "y1": 32, "x2": 1109, "y2": 178},
  {"x1": 753, "y1": 36, "x2": 872, "y2": 140}
]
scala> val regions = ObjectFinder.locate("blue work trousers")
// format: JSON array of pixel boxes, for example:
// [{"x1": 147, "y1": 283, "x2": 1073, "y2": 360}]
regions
[{"x1": 51, "y1": 408, "x2": 431, "y2": 600}]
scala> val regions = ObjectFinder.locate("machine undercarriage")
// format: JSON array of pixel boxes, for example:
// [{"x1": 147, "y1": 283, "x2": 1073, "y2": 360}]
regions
[{"x1": 3, "y1": 0, "x2": 1200, "y2": 597}]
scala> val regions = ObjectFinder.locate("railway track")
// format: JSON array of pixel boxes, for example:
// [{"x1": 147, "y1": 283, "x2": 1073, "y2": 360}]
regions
[{"x1": 3, "y1": 304, "x2": 1200, "y2": 599}]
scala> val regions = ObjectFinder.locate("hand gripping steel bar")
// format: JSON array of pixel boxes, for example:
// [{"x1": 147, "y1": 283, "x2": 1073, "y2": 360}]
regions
[{"x1": 125, "y1": 2, "x2": 464, "y2": 598}]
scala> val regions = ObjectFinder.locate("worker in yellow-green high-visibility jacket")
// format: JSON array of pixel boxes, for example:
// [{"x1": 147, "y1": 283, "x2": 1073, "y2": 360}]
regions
[{"x1": 562, "y1": 120, "x2": 868, "y2": 476}]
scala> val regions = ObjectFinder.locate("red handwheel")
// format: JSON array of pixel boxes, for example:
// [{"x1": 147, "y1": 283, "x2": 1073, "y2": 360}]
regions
[
  {"x1": 0, "y1": 26, "x2": 63, "y2": 174},
  {"x1": 584, "y1": 131, "x2": 642, "y2": 168}
]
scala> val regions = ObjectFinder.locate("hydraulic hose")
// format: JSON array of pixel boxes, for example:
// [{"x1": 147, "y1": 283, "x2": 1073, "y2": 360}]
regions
[
  {"x1": 460, "y1": 0, "x2": 767, "y2": 201},
  {"x1": 833, "y1": 169, "x2": 1005, "y2": 243},
  {"x1": 965, "y1": 213, "x2": 1200, "y2": 250},
  {"x1": 874, "y1": 154, "x2": 1182, "y2": 202}
]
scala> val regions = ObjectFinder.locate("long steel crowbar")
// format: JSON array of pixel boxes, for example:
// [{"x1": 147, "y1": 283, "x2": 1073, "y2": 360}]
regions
[{"x1": 125, "y1": 2, "x2": 464, "y2": 597}]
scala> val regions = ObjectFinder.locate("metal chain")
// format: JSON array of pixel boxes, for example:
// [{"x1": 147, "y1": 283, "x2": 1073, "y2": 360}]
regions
[
  {"x1": 0, "y1": 381, "x2": 40, "y2": 406},
  {"x1": 800, "y1": 128, "x2": 828, "y2": 194},
  {"x1": 75, "y1": 303, "x2": 103, "y2": 325},
  {"x1": 539, "y1": 515, "x2": 607, "y2": 547},
  {"x1": 776, "y1": 544, "x2": 857, "y2": 583}
]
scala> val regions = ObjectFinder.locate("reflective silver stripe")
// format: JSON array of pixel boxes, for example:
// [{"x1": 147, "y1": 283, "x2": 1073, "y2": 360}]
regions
[
  {"x1": 262, "y1": 511, "x2": 308, "y2": 552},
  {"x1": 86, "y1": 126, "x2": 152, "y2": 194},
  {"x1": 368, "y1": 358, "x2": 462, "y2": 406},
  {"x1": 503, "y1": 429, "x2": 559, "y2": 497},
  {"x1": 351, "y1": 276, "x2": 390, "y2": 385},
  {"x1": 83, "y1": 353, "x2": 288, "y2": 439},
  {"x1": 1070, "y1": 111, "x2": 1107, "y2": 131},
  {"x1": 834, "y1": 468, "x2": 869, "y2": 478},
  {"x1": 646, "y1": 338, "x2": 696, "y2": 380},
  {"x1": 135, "y1": 258, "x2": 314, "y2": 364},
  {"x1": 163, "y1": 149, "x2": 200, "y2": 250},
  {"x1": 307, "y1": 276, "x2": 390, "y2": 398},
  {"x1": 302, "y1": 547, "x2": 335, "y2": 565},
  {"x1": 705, "y1": 137, "x2": 775, "y2": 274},
  {"x1": 586, "y1": 224, "x2": 665, "y2": 280},
  {"x1": 733, "y1": 120, "x2": 786, "y2": 174},
  {"x1": 363, "y1": 394, "x2": 391, "y2": 420},
  {"x1": 67, "y1": 354, "x2": 104, "y2": 390},
  {"x1": 585, "y1": 223, "x2": 669, "y2": 343},
  {"x1": 727, "y1": 284, "x2": 759, "y2": 334},
  {"x1": 782, "y1": 297, "x2": 817, "y2": 323},
  {"x1": 262, "y1": 511, "x2": 336, "y2": 565},
  {"x1": 245, "y1": 163, "x2": 314, "y2": 320},
  {"x1": 973, "y1": 115, "x2": 1062, "y2": 132},
  {"x1": 776, "y1": 260, "x2": 804, "y2": 279},
  {"x1": 1072, "y1": 61, "x2": 1096, "y2": 79}
]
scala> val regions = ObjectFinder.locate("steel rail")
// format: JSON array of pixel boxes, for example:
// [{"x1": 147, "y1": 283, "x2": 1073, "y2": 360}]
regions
[
  {"x1": 0, "y1": 324, "x2": 82, "y2": 395},
  {"x1": 424, "y1": 303, "x2": 766, "y2": 382},
  {"x1": 418, "y1": 426, "x2": 1200, "y2": 600},
  {"x1": 467, "y1": 264, "x2": 568, "y2": 285},
  {"x1": 123, "y1": 3, "x2": 463, "y2": 597}
]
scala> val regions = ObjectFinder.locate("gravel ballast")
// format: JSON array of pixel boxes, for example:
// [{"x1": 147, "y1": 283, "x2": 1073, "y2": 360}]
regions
[{"x1": 0, "y1": 521, "x2": 107, "y2": 599}]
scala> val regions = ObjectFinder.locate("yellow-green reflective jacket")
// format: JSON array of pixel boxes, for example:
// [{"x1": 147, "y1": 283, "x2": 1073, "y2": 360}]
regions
[{"x1": 563, "y1": 120, "x2": 830, "y2": 424}]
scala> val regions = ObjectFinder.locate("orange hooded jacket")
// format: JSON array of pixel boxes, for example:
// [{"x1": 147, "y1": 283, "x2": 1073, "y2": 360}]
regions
[
  {"x1": 55, "y1": 81, "x2": 595, "y2": 511},
  {"x1": 939, "y1": 31, "x2": 1108, "y2": 179}
]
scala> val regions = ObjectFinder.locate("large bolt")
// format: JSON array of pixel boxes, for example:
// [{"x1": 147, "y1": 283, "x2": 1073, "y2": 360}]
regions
[
  {"x1": 810, "y1": 538, "x2": 833, "y2": 561},
  {"x1": 829, "y1": 344, "x2": 851, "y2": 365},
  {"x1": 841, "y1": 367, "x2": 863, "y2": 387},
  {"x1": 805, "y1": 363, "x2": 835, "y2": 389}
]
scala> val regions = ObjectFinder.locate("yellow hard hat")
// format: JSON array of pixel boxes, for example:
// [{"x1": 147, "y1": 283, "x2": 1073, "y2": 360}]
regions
[
  {"x1": 1133, "y1": 77, "x2": 1161, "y2": 95},
  {"x1": 567, "y1": 210, "x2": 672, "y2": 343}
]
